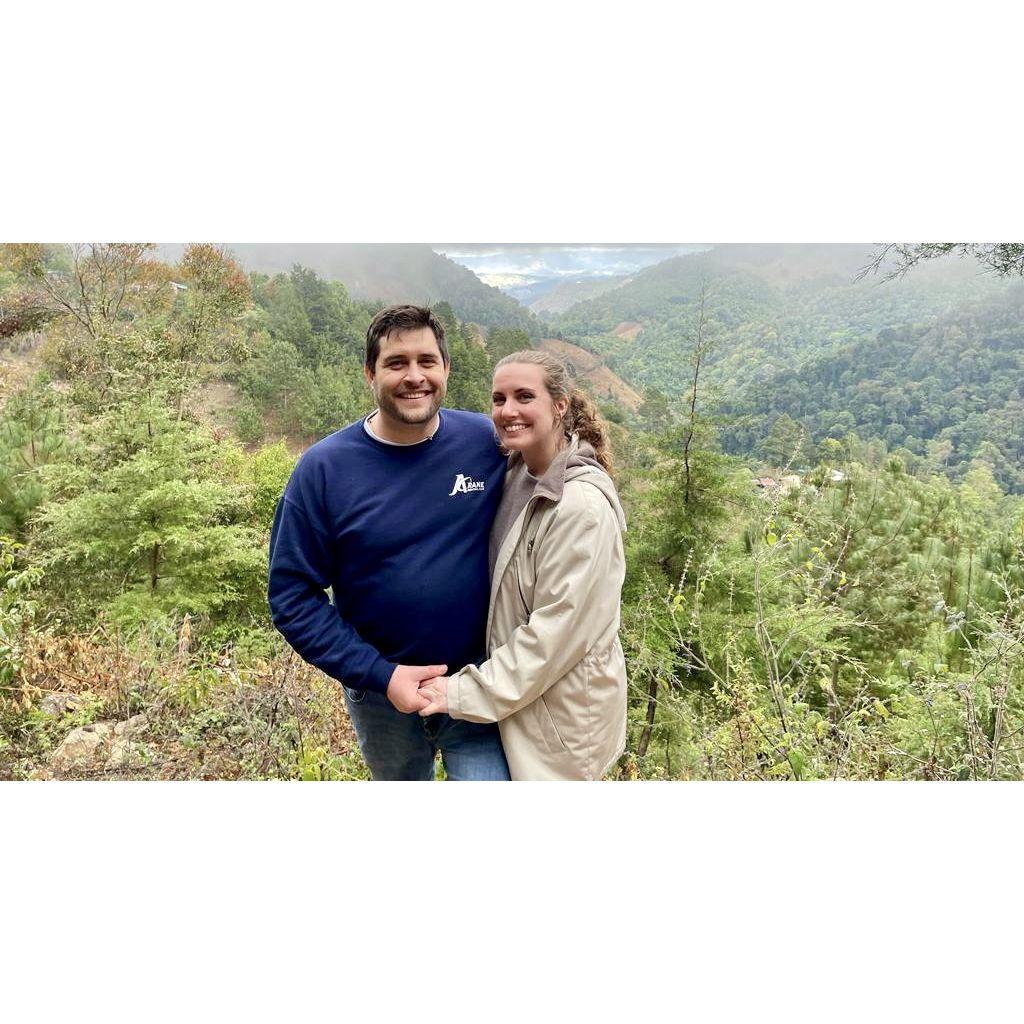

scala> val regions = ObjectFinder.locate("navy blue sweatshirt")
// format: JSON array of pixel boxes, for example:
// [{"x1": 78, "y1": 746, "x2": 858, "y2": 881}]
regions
[{"x1": 268, "y1": 410, "x2": 506, "y2": 693}]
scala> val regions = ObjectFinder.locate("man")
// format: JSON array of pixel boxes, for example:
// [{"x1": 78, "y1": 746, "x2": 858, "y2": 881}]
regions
[{"x1": 268, "y1": 304, "x2": 509, "y2": 780}]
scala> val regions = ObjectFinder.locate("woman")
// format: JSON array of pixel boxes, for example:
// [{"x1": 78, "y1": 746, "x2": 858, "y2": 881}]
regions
[{"x1": 417, "y1": 350, "x2": 627, "y2": 780}]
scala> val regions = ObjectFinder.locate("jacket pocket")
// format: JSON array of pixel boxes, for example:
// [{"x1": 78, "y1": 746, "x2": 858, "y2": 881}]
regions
[
  {"x1": 535, "y1": 694, "x2": 569, "y2": 755},
  {"x1": 513, "y1": 565, "x2": 529, "y2": 615},
  {"x1": 512, "y1": 551, "x2": 532, "y2": 616}
]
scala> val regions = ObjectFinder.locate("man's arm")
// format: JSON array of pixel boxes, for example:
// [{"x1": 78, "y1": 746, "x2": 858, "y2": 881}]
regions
[{"x1": 268, "y1": 496, "x2": 440, "y2": 710}]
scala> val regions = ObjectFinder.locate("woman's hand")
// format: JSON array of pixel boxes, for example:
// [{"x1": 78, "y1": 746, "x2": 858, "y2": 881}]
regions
[{"x1": 417, "y1": 676, "x2": 449, "y2": 716}]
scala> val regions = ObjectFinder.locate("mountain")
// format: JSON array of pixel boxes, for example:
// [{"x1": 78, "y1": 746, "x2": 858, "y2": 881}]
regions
[
  {"x1": 435, "y1": 243, "x2": 708, "y2": 313},
  {"x1": 722, "y1": 284, "x2": 1024, "y2": 490},
  {"x1": 551, "y1": 244, "x2": 1015, "y2": 390},
  {"x1": 527, "y1": 274, "x2": 632, "y2": 314},
  {"x1": 155, "y1": 243, "x2": 542, "y2": 337},
  {"x1": 548, "y1": 243, "x2": 1024, "y2": 490}
]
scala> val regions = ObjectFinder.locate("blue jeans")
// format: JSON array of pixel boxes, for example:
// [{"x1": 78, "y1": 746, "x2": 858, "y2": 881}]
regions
[{"x1": 342, "y1": 686, "x2": 511, "y2": 781}]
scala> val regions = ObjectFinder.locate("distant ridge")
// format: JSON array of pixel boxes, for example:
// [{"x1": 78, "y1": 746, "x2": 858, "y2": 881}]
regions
[
  {"x1": 155, "y1": 243, "x2": 541, "y2": 337},
  {"x1": 528, "y1": 274, "x2": 632, "y2": 314}
]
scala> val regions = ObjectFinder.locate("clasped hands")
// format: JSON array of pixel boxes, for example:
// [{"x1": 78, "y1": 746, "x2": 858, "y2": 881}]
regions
[{"x1": 385, "y1": 663, "x2": 450, "y2": 715}]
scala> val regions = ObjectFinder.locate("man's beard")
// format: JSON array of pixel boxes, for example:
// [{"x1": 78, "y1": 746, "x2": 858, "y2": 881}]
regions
[{"x1": 375, "y1": 383, "x2": 445, "y2": 425}]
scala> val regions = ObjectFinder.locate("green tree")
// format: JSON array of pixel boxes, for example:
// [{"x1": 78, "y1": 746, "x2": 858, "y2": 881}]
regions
[
  {"x1": 485, "y1": 326, "x2": 532, "y2": 363},
  {"x1": 637, "y1": 386, "x2": 673, "y2": 434},
  {"x1": 175, "y1": 244, "x2": 252, "y2": 364},
  {"x1": 758, "y1": 414, "x2": 812, "y2": 468},
  {"x1": 0, "y1": 377, "x2": 67, "y2": 537},
  {"x1": 432, "y1": 302, "x2": 491, "y2": 412},
  {"x1": 244, "y1": 442, "x2": 296, "y2": 531},
  {"x1": 33, "y1": 401, "x2": 266, "y2": 631}
]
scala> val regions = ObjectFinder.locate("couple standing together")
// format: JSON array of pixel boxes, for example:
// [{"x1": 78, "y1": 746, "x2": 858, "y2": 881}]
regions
[{"x1": 268, "y1": 304, "x2": 627, "y2": 780}]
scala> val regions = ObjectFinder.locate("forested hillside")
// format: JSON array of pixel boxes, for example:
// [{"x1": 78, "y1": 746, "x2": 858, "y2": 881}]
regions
[
  {"x1": 1, "y1": 243, "x2": 1021, "y2": 781},
  {"x1": 549, "y1": 244, "x2": 1024, "y2": 492},
  {"x1": 723, "y1": 288, "x2": 1024, "y2": 489},
  {"x1": 227, "y1": 266, "x2": 496, "y2": 447},
  {"x1": 158, "y1": 243, "x2": 543, "y2": 339}
]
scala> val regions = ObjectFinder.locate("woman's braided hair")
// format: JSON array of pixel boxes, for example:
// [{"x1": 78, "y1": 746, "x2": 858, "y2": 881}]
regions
[{"x1": 493, "y1": 349, "x2": 614, "y2": 473}]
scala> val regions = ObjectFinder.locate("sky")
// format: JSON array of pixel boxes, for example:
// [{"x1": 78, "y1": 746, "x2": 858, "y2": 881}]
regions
[{"x1": 434, "y1": 243, "x2": 709, "y2": 289}]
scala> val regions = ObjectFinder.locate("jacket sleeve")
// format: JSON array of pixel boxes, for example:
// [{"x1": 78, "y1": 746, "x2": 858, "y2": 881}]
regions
[
  {"x1": 446, "y1": 487, "x2": 623, "y2": 723},
  {"x1": 267, "y1": 496, "x2": 395, "y2": 694}
]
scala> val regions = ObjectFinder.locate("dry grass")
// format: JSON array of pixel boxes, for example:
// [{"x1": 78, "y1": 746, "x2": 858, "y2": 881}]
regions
[
  {"x1": 1, "y1": 626, "x2": 367, "y2": 781},
  {"x1": 612, "y1": 321, "x2": 642, "y2": 342},
  {"x1": 538, "y1": 338, "x2": 643, "y2": 410}
]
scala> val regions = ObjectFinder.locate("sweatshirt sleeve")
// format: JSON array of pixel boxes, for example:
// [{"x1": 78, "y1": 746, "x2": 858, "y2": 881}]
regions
[
  {"x1": 446, "y1": 488, "x2": 623, "y2": 722},
  {"x1": 268, "y1": 496, "x2": 395, "y2": 693}
]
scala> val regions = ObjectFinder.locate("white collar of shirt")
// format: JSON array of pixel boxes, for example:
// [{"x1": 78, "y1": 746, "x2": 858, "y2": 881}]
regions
[{"x1": 363, "y1": 410, "x2": 439, "y2": 446}]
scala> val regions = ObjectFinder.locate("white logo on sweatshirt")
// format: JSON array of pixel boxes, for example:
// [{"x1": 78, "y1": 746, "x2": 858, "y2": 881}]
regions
[{"x1": 449, "y1": 473, "x2": 486, "y2": 496}]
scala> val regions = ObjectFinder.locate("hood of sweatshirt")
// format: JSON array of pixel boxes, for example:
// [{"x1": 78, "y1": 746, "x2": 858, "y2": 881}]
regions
[{"x1": 509, "y1": 434, "x2": 627, "y2": 533}]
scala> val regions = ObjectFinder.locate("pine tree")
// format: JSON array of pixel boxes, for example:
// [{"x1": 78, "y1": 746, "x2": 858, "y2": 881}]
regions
[
  {"x1": 0, "y1": 377, "x2": 67, "y2": 537},
  {"x1": 33, "y1": 400, "x2": 266, "y2": 631}
]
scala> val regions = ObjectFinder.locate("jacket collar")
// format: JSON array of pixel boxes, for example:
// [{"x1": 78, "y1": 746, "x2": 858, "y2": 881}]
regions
[{"x1": 508, "y1": 433, "x2": 601, "y2": 504}]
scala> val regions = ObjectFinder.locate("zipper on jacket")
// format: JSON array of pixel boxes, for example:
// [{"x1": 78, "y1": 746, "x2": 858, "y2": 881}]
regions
[
  {"x1": 488, "y1": 496, "x2": 544, "y2": 646},
  {"x1": 515, "y1": 533, "x2": 538, "y2": 610}
]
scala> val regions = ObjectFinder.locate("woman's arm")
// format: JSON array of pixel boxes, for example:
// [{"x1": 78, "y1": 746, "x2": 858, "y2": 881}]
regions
[{"x1": 432, "y1": 486, "x2": 623, "y2": 723}]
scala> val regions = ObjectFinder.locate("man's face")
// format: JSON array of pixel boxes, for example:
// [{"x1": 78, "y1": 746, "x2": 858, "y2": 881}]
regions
[{"x1": 364, "y1": 326, "x2": 449, "y2": 428}]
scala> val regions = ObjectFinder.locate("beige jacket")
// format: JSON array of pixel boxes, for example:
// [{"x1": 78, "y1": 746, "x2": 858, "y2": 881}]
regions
[{"x1": 447, "y1": 440, "x2": 627, "y2": 780}]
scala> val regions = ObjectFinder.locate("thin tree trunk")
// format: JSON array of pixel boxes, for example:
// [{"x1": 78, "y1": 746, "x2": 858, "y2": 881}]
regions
[
  {"x1": 636, "y1": 676, "x2": 658, "y2": 758},
  {"x1": 682, "y1": 284, "x2": 709, "y2": 508},
  {"x1": 149, "y1": 543, "x2": 161, "y2": 592}
]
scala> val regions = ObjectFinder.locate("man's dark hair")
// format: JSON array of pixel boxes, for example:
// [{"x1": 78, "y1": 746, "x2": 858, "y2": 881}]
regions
[{"x1": 365, "y1": 304, "x2": 448, "y2": 371}]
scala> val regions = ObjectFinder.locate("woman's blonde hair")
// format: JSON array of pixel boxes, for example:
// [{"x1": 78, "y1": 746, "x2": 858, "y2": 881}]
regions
[{"x1": 493, "y1": 349, "x2": 614, "y2": 473}]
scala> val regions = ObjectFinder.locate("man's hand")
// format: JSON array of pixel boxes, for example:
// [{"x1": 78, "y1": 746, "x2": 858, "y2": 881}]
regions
[
  {"x1": 386, "y1": 664, "x2": 447, "y2": 713},
  {"x1": 417, "y1": 676, "x2": 450, "y2": 717}
]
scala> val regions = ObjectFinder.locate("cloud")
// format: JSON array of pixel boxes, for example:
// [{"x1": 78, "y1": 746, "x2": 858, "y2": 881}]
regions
[{"x1": 437, "y1": 244, "x2": 711, "y2": 293}]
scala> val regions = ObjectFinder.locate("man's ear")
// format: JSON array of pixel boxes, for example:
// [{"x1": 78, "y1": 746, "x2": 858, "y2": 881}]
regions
[{"x1": 363, "y1": 364, "x2": 375, "y2": 388}]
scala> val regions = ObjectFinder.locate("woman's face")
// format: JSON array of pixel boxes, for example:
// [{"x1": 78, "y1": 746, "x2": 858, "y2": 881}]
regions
[{"x1": 491, "y1": 363, "x2": 569, "y2": 469}]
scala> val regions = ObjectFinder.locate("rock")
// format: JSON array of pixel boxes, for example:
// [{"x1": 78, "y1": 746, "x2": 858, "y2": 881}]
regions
[
  {"x1": 39, "y1": 692, "x2": 81, "y2": 717},
  {"x1": 113, "y1": 714, "x2": 148, "y2": 738},
  {"x1": 107, "y1": 737, "x2": 133, "y2": 768},
  {"x1": 49, "y1": 722, "x2": 113, "y2": 766},
  {"x1": 48, "y1": 717, "x2": 149, "y2": 770}
]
